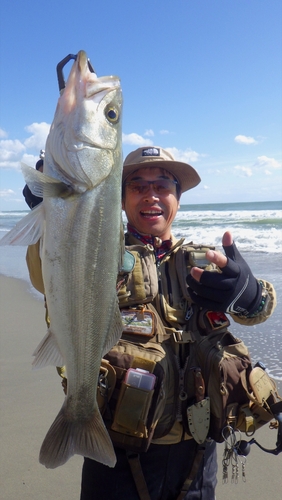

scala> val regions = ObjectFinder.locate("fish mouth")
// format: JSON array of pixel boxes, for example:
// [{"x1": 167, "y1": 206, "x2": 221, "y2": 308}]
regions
[{"x1": 76, "y1": 53, "x2": 120, "y2": 101}]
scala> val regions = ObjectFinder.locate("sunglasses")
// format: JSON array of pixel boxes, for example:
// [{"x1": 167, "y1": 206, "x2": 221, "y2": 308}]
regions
[{"x1": 125, "y1": 179, "x2": 178, "y2": 195}]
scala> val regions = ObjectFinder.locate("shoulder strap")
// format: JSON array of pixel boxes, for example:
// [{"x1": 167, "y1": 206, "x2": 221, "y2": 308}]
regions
[
  {"x1": 118, "y1": 244, "x2": 159, "y2": 307},
  {"x1": 126, "y1": 446, "x2": 206, "y2": 500},
  {"x1": 126, "y1": 452, "x2": 151, "y2": 500},
  {"x1": 176, "y1": 445, "x2": 206, "y2": 500}
]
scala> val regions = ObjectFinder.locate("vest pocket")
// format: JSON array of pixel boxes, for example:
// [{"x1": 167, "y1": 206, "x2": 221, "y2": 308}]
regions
[{"x1": 111, "y1": 382, "x2": 154, "y2": 437}]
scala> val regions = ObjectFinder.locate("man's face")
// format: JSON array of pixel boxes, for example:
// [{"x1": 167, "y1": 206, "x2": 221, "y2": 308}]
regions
[{"x1": 122, "y1": 167, "x2": 180, "y2": 240}]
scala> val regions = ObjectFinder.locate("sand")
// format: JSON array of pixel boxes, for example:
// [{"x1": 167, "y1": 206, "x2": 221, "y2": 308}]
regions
[
  {"x1": 0, "y1": 275, "x2": 281, "y2": 499},
  {"x1": 0, "y1": 276, "x2": 82, "y2": 500}
]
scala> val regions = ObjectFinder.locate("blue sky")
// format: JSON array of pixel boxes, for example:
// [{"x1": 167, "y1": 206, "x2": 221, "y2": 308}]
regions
[{"x1": 0, "y1": 0, "x2": 281, "y2": 211}]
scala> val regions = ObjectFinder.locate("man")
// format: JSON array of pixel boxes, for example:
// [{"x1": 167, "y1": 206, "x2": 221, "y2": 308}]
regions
[
  {"x1": 26, "y1": 146, "x2": 276, "y2": 499},
  {"x1": 79, "y1": 146, "x2": 276, "y2": 500}
]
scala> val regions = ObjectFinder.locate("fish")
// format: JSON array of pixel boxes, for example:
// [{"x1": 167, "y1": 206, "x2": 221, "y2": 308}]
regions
[{"x1": 0, "y1": 50, "x2": 124, "y2": 469}]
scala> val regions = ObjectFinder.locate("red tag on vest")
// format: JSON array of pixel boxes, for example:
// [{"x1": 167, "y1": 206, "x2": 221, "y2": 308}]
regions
[{"x1": 205, "y1": 311, "x2": 230, "y2": 330}]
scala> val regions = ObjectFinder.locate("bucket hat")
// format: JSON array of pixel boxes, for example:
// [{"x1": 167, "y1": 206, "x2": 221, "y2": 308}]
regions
[{"x1": 123, "y1": 146, "x2": 201, "y2": 193}]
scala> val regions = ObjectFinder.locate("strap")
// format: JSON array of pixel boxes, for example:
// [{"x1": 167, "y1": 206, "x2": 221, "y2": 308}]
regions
[
  {"x1": 126, "y1": 452, "x2": 151, "y2": 500},
  {"x1": 127, "y1": 445, "x2": 205, "y2": 500},
  {"x1": 176, "y1": 445, "x2": 205, "y2": 500}
]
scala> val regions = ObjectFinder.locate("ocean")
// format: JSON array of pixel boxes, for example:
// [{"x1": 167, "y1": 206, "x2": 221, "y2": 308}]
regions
[{"x1": 0, "y1": 200, "x2": 281, "y2": 383}]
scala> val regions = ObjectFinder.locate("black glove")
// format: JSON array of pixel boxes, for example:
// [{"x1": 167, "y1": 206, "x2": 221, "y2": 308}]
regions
[{"x1": 186, "y1": 241, "x2": 263, "y2": 316}]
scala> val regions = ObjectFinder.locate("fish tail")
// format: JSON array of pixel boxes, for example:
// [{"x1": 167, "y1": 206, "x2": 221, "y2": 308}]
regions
[{"x1": 39, "y1": 402, "x2": 116, "y2": 469}]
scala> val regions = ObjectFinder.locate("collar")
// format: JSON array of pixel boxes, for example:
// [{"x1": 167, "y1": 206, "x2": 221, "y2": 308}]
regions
[{"x1": 127, "y1": 223, "x2": 172, "y2": 259}]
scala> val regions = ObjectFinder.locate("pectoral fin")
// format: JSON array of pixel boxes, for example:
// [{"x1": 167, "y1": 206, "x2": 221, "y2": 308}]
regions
[
  {"x1": 21, "y1": 163, "x2": 74, "y2": 198},
  {"x1": 0, "y1": 203, "x2": 44, "y2": 246}
]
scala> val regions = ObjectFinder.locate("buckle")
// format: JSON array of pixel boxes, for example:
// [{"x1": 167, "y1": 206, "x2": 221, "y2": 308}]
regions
[{"x1": 172, "y1": 329, "x2": 194, "y2": 343}]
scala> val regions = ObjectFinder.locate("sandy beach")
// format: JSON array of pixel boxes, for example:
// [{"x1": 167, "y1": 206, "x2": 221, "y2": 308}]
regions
[{"x1": 0, "y1": 275, "x2": 281, "y2": 499}]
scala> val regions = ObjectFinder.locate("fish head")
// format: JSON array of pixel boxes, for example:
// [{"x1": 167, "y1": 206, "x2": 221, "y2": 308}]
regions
[{"x1": 45, "y1": 50, "x2": 123, "y2": 192}]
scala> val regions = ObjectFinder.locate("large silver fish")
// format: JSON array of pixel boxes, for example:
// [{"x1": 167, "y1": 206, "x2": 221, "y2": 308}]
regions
[{"x1": 0, "y1": 50, "x2": 124, "y2": 468}]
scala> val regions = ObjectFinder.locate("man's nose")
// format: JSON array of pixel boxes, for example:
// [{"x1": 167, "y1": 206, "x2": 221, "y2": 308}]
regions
[
  {"x1": 148, "y1": 182, "x2": 161, "y2": 194},
  {"x1": 144, "y1": 184, "x2": 160, "y2": 199}
]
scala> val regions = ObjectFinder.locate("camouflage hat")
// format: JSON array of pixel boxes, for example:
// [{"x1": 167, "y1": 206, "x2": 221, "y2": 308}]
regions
[{"x1": 123, "y1": 146, "x2": 201, "y2": 193}]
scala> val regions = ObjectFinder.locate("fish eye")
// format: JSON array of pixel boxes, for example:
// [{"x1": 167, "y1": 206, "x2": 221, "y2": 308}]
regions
[{"x1": 105, "y1": 106, "x2": 119, "y2": 124}]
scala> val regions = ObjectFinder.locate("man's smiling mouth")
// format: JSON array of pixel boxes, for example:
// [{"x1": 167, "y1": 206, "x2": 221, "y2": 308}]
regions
[{"x1": 140, "y1": 210, "x2": 163, "y2": 217}]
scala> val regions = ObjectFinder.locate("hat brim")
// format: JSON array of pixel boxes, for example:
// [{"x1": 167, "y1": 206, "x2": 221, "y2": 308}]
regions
[{"x1": 122, "y1": 160, "x2": 201, "y2": 193}]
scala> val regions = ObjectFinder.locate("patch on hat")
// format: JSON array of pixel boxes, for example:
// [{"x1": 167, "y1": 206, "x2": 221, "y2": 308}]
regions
[{"x1": 142, "y1": 147, "x2": 160, "y2": 157}]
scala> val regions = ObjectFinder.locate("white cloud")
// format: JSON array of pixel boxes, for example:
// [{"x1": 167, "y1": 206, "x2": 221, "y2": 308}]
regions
[
  {"x1": 0, "y1": 188, "x2": 15, "y2": 198},
  {"x1": 21, "y1": 153, "x2": 41, "y2": 166},
  {"x1": 0, "y1": 139, "x2": 26, "y2": 168},
  {"x1": 0, "y1": 122, "x2": 50, "y2": 170},
  {"x1": 24, "y1": 122, "x2": 50, "y2": 150},
  {"x1": 234, "y1": 165, "x2": 253, "y2": 177},
  {"x1": 234, "y1": 135, "x2": 258, "y2": 145},
  {"x1": 159, "y1": 130, "x2": 169, "y2": 135},
  {"x1": 0, "y1": 128, "x2": 8, "y2": 138},
  {"x1": 166, "y1": 147, "x2": 203, "y2": 163},
  {"x1": 144, "y1": 129, "x2": 154, "y2": 137},
  {"x1": 122, "y1": 133, "x2": 153, "y2": 146},
  {"x1": 254, "y1": 155, "x2": 281, "y2": 170},
  {"x1": 232, "y1": 155, "x2": 281, "y2": 179}
]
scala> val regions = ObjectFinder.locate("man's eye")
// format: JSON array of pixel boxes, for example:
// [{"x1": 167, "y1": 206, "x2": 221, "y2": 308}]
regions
[
  {"x1": 129, "y1": 184, "x2": 142, "y2": 192},
  {"x1": 155, "y1": 184, "x2": 166, "y2": 192}
]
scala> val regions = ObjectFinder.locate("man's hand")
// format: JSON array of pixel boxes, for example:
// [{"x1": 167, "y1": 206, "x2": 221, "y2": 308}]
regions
[{"x1": 186, "y1": 231, "x2": 263, "y2": 316}]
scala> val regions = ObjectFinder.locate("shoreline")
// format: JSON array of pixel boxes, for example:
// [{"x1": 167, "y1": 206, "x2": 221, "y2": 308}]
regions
[{"x1": 0, "y1": 274, "x2": 281, "y2": 499}]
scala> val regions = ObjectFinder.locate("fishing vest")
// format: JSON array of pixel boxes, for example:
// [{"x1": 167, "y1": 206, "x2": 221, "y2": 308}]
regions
[
  {"x1": 98, "y1": 236, "x2": 281, "y2": 452},
  {"x1": 99, "y1": 237, "x2": 227, "y2": 450}
]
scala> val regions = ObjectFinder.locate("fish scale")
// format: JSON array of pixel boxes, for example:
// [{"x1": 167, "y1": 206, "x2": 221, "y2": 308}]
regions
[{"x1": 0, "y1": 50, "x2": 124, "y2": 469}]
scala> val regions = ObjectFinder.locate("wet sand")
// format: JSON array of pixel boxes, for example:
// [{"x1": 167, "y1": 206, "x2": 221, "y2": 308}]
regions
[{"x1": 0, "y1": 275, "x2": 281, "y2": 499}]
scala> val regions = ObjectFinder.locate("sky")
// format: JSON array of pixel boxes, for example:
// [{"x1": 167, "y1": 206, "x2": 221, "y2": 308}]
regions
[{"x1": 0, "y1": 0, "x2": 281, "y2": 211}]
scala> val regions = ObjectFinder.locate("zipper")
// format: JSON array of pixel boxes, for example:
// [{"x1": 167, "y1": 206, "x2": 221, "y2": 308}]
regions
[{"x1": 155, "y1": 258, "x2": 167, "y2": 323}]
